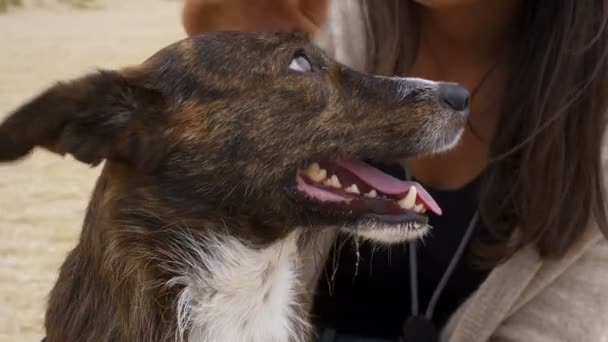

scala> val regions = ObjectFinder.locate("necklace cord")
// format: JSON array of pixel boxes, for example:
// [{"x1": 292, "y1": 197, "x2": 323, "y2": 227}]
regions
[
  {"x1": 409, "y1": 243, "x2": 419, "y2": 316},
  {"x1": 406, "y1": 212, "x2": 479, "y2": 321},
  {"x1": 404, "y1": 165, "x2": 480, "y2": 323},
  {"x1": 422, "y1": 35, "x2": 504, "y2": 145},
  {"x1": 466, "y1": 58, "x2": 502, "y2": 143},
  {"x1": 424, "y1": 212, "x2": 479, "y2": 319},
  {"x1": 400, "y1": 47, "x2": 494, "y2": 338}
]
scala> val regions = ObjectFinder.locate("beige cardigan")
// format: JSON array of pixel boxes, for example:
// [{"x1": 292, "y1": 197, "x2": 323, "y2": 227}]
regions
[{"x1": 310, "y1": 2, "x2": 608, "y2": 341}]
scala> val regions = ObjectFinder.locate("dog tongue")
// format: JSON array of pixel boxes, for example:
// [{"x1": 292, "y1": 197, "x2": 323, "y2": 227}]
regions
[{"x1": 334, "y1": 160, "x2": 442, "y2": 215}]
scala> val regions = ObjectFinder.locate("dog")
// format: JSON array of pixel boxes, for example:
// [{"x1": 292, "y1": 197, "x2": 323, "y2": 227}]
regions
[{"x1": 0, "y1": 31, "x2": 469, "y2": 342}]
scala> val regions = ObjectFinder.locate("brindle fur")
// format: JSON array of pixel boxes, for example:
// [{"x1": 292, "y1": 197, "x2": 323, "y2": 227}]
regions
[{"x1": 0, "y1": 31, "x2": 465, "y2": 341}]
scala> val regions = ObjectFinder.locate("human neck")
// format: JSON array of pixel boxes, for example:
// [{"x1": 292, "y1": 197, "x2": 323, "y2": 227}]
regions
[
  {"x1": 417, "y1": 0, "x2": 521, "y2": 66},
  {"x1": 406, "y1": 1, "x2": 521, "y2": 190}
]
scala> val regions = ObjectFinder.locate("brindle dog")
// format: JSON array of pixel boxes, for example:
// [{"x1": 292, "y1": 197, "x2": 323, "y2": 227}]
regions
[{"x1": 0, "y1": 32, "x2": 468, "y2": 342}]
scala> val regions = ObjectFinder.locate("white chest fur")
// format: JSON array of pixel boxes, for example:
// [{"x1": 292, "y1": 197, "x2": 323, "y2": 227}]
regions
[{"x1": 170, "y1": 231, "x2": 307, "y2": 342}]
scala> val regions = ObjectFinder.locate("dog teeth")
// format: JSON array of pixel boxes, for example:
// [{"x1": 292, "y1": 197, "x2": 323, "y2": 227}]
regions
[
  {"x1": 364, "y1": 190, "x2": 377, "y2": 198},
  {"x1": 323, "y1": 174, "x2": 342, "y2": 188},
  {"x1": 304, "y1": 162, "x2": 327, "y2": 183},
  {"x1": 414, "y1": 204, "x2": 424, "y2": 213},
  {"x1": 345, "y1": 184, "x2": 360, "y2": 194},
  {"x1": 398, "y1": 186, "x2": 417, "y2": 209}
]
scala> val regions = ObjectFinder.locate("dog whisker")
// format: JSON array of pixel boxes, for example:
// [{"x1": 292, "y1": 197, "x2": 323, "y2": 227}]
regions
[{"x1": 354, "y1": 236, "x2": 361, "y2": 280}]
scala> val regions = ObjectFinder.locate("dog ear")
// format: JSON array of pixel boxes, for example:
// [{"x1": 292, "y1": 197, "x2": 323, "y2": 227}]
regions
[{"x1": 0, "y1": 69, "x2": 166, "y2": 168}]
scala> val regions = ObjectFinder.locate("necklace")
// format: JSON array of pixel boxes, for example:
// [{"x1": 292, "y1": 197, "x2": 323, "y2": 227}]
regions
[
  {"x1": 401, "y1": 210, "x2": 479, "y2": 342},
  {"x1": 399, "y1": 59, "x2": 498, "y2": 342},
  {"x1": 420, "y1": 35, "x2": 502, "y2": 144},
  {"x1": 400, "y1": 158, "x2": 481, "y2": 342},
  {"x1": 465, "y1": 59, "x2": 501, "y2": 143}
]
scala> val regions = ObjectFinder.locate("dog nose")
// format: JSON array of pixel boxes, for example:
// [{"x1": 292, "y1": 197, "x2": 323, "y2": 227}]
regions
[{"x1": 438, "y1": 83, "x2": 470, "y2": 112}]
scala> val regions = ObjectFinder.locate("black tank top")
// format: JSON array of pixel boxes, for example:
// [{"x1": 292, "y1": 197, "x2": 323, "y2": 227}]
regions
[{"x1": 311, "y1": 171, "x2": 490, "y2": 340}]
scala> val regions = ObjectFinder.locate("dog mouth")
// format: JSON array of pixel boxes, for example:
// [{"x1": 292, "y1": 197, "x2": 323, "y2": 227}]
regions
[{"x1": 294, "y1": 160, "x2": 440, "y2": 225}]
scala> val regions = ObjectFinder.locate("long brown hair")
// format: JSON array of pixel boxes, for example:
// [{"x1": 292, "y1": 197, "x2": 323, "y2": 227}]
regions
[{"x1": 361, "y1": 0, "x2": 608, "y2": 263}]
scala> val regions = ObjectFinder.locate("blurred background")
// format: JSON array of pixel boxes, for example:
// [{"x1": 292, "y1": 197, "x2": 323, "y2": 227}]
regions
[{"x1": 0, "y1": 1, "x2": 185, "y2": 340}]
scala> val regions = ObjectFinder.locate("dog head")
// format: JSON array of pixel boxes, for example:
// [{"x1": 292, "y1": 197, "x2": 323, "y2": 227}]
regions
[{"x1": 0, "y1": 31, "x2": 468, "y2": 244}]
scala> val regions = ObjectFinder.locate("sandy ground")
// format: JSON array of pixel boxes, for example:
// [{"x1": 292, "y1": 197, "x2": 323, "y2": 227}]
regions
[{"x1": 0, "y1": 1, "x2": 184, "y2": 340}]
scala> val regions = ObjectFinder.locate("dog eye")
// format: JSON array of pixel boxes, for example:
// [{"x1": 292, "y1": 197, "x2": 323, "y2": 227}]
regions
[{"x1": 288, "y1": 52, "x2": 313, "y2": 73}]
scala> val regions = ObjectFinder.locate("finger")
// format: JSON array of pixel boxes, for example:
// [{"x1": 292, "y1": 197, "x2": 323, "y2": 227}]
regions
[
  {"x1": 182, "y1": 0, "x2": 216, "y2": 35},
  {"x1": 298, "y1": 0, "x2": 329, "y2": 29}
]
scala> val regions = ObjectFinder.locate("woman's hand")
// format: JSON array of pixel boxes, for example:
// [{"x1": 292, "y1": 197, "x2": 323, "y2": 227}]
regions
[{"x1": 182, "y1": 0, "x2": 329, "y2": 36}]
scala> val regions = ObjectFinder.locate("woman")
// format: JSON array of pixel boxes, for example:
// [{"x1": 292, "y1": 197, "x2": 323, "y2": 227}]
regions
[{"x1": 182, "y1": 1, "x2": 608, "y2": 341}]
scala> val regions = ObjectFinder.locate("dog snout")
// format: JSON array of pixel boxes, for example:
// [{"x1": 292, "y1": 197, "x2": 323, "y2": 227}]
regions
[{"x1": 438, "y1": 83, "x2": 470, "y2": 114}]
